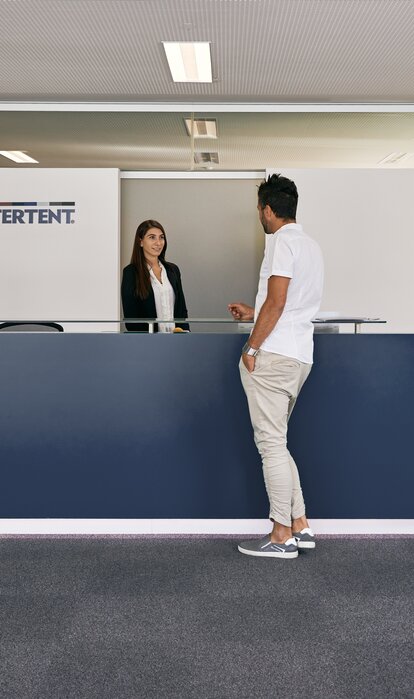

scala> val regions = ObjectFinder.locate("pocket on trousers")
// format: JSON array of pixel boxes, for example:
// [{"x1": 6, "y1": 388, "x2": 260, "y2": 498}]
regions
[{"x1": 270, "y1": 356, "x2": 301, "y2": 371}]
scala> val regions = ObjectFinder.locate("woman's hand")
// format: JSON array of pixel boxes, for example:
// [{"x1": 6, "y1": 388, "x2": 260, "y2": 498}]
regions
[{"x1": 228, "y1": 302, "x2": 254, "y2": 321}]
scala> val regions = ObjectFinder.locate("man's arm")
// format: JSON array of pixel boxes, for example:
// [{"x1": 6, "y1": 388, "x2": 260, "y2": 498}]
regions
[
  {"x1": 243, "y1": 275, "x2": 290, "y2": 372},
  {"x1": 249, "y1": 275, "x2": 290, "y2": 348}
]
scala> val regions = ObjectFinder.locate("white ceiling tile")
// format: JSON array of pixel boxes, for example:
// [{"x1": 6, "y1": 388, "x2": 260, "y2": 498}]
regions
[{"x1": 1, "y1": 1, "x2": 414, "y2": 168}]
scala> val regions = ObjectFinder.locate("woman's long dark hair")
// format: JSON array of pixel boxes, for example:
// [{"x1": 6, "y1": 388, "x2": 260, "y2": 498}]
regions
[{"x1": 131, "y1": 220, "x2": 168, "y2": 299}]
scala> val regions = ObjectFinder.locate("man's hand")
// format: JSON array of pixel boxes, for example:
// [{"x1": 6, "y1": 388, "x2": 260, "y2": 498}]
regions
[
  {"x1": 228, "y1": 302, "x2": 254, "y2": 321},
  {"x1": 242, "y1": 353, "x2": 255, "y2": 373}
]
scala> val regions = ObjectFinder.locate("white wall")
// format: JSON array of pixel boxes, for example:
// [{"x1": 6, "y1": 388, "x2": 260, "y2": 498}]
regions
[
  {"x1": 0, "y1": 169, "x2": 120, "y2": 331},
  {"x1": 2, "y1": 169, "x2": 410, "y2": 333},
  {"x1": 269, "y1": 169, "x2": 414, "y2": 333}
]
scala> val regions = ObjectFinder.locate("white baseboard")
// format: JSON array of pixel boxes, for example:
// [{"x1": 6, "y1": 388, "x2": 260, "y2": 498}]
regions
[{"x1": 0, "y1": 519, "x2": 413, "y2": 535}]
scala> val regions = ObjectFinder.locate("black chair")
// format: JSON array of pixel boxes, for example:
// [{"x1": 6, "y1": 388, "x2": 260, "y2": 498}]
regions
[{"x1": 0, "y1": 322, "x2": 64, "y2": 332}]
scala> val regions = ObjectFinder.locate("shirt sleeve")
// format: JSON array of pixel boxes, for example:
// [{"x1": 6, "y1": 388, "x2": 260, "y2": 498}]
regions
[{"x1": 269, "y1": 235, "x2": 294, "y2": 279}]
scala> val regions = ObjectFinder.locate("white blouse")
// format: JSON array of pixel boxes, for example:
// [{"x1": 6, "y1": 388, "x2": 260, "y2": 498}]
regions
[{"x1": 149, "y1": 262, "x2": 175, "y2": 333}]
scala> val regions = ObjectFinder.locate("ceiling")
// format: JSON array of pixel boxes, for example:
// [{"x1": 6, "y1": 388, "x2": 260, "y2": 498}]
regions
[{"x1": 1, "y1": 0, "x2": 414, "y2": 170}]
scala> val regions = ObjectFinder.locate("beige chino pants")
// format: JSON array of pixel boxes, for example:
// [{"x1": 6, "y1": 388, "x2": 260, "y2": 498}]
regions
[{"x1": 240, "y1": 350, "x2": 312, "y2": 527}]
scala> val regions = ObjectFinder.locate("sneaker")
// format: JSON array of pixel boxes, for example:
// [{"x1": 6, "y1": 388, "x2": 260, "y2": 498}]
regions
[
  {"x1": 238, "y1": 535, "x2": 298, "y2": 559},
  {"x1": 292, "y1": 527, "x2": 316, "y2": 549}
]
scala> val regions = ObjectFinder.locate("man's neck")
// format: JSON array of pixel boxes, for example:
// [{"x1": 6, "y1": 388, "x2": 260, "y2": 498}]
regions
[{"x1": 270, "y1": 218, "x2": 296, "y2": 234}]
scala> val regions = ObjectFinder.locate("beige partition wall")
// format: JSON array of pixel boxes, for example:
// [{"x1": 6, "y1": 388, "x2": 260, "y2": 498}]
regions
[{"x1": 121, "y1": 178, "x2": 264, "y2": 320}]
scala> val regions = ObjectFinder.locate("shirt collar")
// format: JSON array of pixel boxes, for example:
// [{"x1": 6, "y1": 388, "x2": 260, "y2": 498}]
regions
[
  {"x1": 277, "y1": 223, "x2": 303, "y2": 234},
  {"x1": 148, "y1": 261, "x2": 165, "y2": 273}
]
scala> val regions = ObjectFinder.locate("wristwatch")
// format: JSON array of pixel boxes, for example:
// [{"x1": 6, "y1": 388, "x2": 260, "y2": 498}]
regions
[{"x1": 242, "y1": 342, "x2": 259, "y2": 357}]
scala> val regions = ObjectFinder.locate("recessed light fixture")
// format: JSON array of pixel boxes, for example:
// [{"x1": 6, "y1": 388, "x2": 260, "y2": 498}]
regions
[
  {"x1": 377, "y1": 152, "x2": 412, "y2": 166},
  {"x1": 184, "y1": 118, "x2": 217, "y2": 138},
  {"x1": 0, "y1": 150, "x2": 39, "y2": 164},
  {"x1": 163, "y1": 42, "x2": 212, "y2": 82},
  {"x1": 194, "y1": 151, "x2": 219, "y2": 165}
]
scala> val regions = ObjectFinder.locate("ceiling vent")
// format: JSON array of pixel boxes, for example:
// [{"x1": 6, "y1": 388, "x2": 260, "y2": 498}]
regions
[
  {"x1": 194, "y1": 151, "x2": 219, "y2": 165},
  {"x1": 184, "y1": 119, "x2": 218, "y2": 138}
]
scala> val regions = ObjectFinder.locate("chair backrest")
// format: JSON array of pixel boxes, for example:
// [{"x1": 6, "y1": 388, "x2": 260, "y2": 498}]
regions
[{"x1": 0, "y1": 322, "x2": 64, "y2": 332}]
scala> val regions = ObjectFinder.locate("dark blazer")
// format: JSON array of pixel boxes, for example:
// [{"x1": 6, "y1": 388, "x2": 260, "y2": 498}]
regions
[{"x1": 121, "y1": 261, "x2": 189, "y2": 332}]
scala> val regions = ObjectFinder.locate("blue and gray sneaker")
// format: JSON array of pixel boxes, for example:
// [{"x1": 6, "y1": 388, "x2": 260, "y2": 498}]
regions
[
  {"x1": 292, "y1": 527, "x2": 316, "y2": 549},
  {"x1": 238, "y1": 535, "x2": 298, "y2": 559}
]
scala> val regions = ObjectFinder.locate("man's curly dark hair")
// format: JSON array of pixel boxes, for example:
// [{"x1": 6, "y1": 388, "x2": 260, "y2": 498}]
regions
[{"x1": 257, "y1": 173, "x2": 298, "y2": 220}]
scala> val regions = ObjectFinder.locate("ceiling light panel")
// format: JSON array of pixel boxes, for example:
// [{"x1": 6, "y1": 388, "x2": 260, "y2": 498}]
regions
[
  {"x1": 194, "y1": 151, "x2": 219, "y2": 164},
  {"x1": 0, "y1": 150, "x2": 38, "y2": 163},
  {"x1": 377, "y1": 152, "x2": 412, "y2": 166},
  {"x1": 163, "y1": 42, "x2": 212, "y2": 83},
  {"x1": 184, "y1": 119, "x2": 217, "y2": 138}
]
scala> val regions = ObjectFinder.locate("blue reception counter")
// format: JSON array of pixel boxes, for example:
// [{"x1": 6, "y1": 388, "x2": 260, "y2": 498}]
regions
[{"x1": 0, "y1": 333, "x2": 413, "y2": 519}]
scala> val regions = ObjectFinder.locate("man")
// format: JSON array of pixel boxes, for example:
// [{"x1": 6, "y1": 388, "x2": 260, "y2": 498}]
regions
[{"x1": 229, "y1": 173, "x2": 324, "y2": 559}]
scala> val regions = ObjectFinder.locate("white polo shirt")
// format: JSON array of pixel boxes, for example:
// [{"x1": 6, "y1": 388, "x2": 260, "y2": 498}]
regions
[{"x1": 254, "y1": 223, "x2": 324, "y2": 364}]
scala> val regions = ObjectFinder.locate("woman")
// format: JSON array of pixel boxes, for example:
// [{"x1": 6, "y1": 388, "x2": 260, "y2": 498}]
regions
[{"x1": 121, "y1": 219, "x2": 189, "y2": 332}]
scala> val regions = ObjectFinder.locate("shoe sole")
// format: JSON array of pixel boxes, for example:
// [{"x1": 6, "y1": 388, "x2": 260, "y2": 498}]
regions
[
  {"x1": 297, "y1": 541, "x2": 316, "y2": 550},
  {"x1": 238, "y1": 545, "x2": 298, "y2": 559}
]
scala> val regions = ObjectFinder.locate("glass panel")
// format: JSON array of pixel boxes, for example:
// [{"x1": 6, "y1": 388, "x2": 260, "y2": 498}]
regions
[{"x1": 0, "y1": 318, "x2": 386, "y2": 333}]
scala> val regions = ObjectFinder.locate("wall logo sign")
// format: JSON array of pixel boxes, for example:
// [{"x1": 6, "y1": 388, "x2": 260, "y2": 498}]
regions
[{"x1": 0, "y1": 201, "x2": 76, "y2": 224}]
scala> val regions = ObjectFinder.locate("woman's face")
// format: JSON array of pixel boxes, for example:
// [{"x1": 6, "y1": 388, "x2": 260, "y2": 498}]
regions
[{"x1": 140, "y1": 227, "x2": 165, "y2": 260}]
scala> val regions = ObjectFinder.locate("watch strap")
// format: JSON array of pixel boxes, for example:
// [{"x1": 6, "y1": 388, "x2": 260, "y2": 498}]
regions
[{"x1": 242, "y1": 342, "x2": 259, "y2": 357}]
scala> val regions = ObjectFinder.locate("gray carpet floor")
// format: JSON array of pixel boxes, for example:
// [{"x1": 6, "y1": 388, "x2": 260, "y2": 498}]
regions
[{"x1": 0, "y1": 537, "x2": 413, "y2": 699}]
